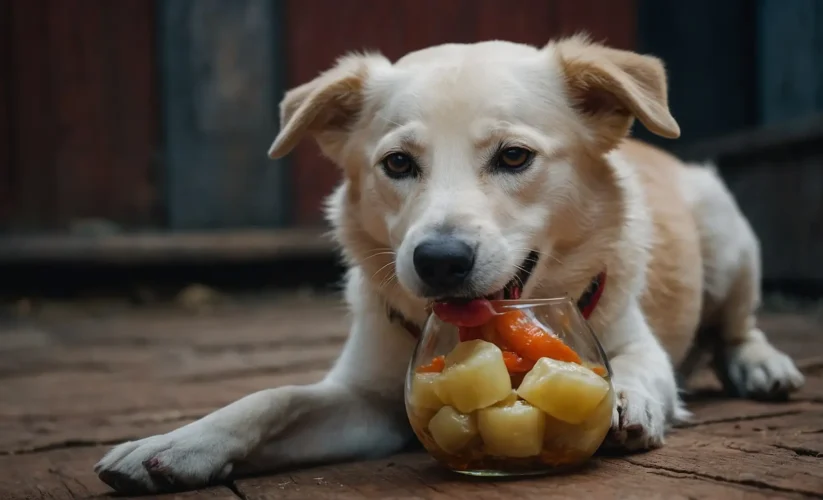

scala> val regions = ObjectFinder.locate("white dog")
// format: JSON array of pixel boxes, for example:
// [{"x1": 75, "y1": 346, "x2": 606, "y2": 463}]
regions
[{"x1": 95, "y1": 36, "x2": 804, "y2": 493}]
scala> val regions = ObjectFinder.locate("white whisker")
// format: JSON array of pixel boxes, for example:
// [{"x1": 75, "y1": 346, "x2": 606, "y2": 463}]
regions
[{"x1": 371, "y1": 261, "x2": 396, "y2": 281}]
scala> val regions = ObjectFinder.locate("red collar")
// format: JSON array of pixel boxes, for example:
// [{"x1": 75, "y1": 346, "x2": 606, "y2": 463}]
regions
[
  {"x1": 576, "y1": 271, "x2": 607, "y2": 320},
  {"x1": 390, "y1": 271, "x2": 607, "y2": 339}
]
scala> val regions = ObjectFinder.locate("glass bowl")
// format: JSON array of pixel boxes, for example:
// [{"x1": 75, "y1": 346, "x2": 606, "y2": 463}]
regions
[{"x1": 405, "y1": 297, "x2": 615, "y2": 477}]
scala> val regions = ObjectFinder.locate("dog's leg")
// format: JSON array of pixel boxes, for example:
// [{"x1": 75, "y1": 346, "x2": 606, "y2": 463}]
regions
[
  {"x1": 94, "y1": 274, "x2": 416, "y2": 493},
  {"x1": 601, "y1": 300, "x2": 687, "y2": 451},
  {"x1": 683, "y1": 164, "x2": 804, "y2": 399},
  {"x1": 709, "y1": 236, "x2": 804, "y2": 399}
]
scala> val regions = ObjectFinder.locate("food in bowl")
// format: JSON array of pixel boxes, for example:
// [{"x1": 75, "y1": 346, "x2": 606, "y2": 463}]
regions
[{"x1": 406, "y1": 300, "x2": 614, "y2": 475}]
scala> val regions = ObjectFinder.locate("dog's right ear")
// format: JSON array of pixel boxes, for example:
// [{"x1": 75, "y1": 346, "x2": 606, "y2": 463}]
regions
[{"x1": 268, "y1": 53, "x2": 387, "y2": 159}]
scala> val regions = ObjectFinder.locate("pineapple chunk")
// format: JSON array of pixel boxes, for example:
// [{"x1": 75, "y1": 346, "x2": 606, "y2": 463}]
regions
[
  {"x1": 409, "y1": 373, "x2": 444, "y2": 410},
  {"x1": 478, "y1": 400, "x2": 546, "y2": 457},
  {"x1": 494, "y1": 390, "x2": 520, "y2": 407},
  {"x1": 408, "y1": 406, "x2": 438, "y2": 431},
  {"x1": 544, "y1": 390, "x2": 614, "y2": 455},
  {"x1": 517, "y1": 358, "x2": 609, "y2": 424},
  {"x1": 434, "y1": 340, "x2": 511, "y2": 413},
  {"x1": 427, "y1": 406, "x2": 478, "y2": 454}
]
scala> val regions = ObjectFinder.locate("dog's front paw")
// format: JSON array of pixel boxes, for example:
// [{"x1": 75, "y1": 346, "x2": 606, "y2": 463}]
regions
[
  {"x1": 722, "y1": 337, "x2": 804, "y2": 400},
  {"x1": 602, "y1": 385, "x2": 666, "y2": 453},
  {"x1": 94, "y1": 426, "x2": 236, "y2": 494}
]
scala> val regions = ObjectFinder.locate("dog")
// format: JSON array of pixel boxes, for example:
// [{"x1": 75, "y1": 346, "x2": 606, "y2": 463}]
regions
[{"x1": 94, "y1": 36, "x2": 804, "y2": 493}]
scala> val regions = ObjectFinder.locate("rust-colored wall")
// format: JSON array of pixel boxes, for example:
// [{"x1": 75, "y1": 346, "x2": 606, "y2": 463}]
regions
[
  {"x1": 1, "y1": 0, "x2": 159, "y2": 232},
  {"x1": 284, "y1": 0, "x2": 637, "y2": 225},
  {"x1": 0, "y1": 0, "x2": 11, "y2": 227}
]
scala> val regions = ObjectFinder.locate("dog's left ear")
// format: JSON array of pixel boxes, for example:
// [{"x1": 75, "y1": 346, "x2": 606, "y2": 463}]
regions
[
  {"x1": 551, "y1": 35, "x2": 680, "y2": 148},
  {"x1": 268, "y1": 53, "x2": 387, "y2": 159}
]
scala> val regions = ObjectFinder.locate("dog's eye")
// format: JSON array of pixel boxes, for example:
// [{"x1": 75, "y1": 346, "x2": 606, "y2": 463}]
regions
[
  {"x1": 495, "y1": 147, "x2": 534, "y2": 171},
  {"x1": 381, "y1": 152, "x2": 417, "y2": 179}
]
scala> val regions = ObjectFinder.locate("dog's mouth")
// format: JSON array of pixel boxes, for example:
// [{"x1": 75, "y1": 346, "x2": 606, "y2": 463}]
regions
[
  {"x1": 431, "y1": 250, "x2": 539, "y2": 326},
  {"x1": 486, "y1": 249, "x2": 540, "y2": 301},
  {"x1": 437, "y1": 250, "x2": 540, "y2": 304}
]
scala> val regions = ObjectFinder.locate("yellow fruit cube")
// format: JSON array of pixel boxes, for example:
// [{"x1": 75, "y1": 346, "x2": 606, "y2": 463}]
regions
[
  {"x1": 427, "y1": 406, "x2": 478, "y2": 454},
  {"x1": 409, "y1": 372, "x2": 444, "y2": 410},
  {"x1": 544, "y1": 389, "x2": 614, "y2": 455},
  {"x1": 434, "y1": 340, "x2": 511, "y2": 413},
  {"x1": 516, "y1": 358, "x2": 609, "y2": 424},
  {"x1": 493, "y1": 390, "x2": 520, "y2": 407},
  {"x1": 478, "y1": 400, "x2": 546, "y2": 457}
]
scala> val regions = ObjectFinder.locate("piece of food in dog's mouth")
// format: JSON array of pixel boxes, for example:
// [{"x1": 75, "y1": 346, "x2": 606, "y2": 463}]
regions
[{"x1": 432, "y1": 251, "x2": 539, "y2": 327}]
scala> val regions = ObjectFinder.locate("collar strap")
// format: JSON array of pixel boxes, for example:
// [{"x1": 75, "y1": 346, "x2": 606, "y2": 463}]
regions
[
  {"x1": 576, "y1": 271, "x2": 607, "y2": 320},
  {"x1": 389, "y1": 270, "x2": 607, "y2": 339},
  {"x1": 387, "y1": 306, "x2": 424, "y2": 339}
]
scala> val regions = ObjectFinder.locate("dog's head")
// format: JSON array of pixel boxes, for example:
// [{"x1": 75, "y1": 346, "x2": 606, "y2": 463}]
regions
[{"x1": 270, "y1": 36, "x2": 678, "y2": 302}]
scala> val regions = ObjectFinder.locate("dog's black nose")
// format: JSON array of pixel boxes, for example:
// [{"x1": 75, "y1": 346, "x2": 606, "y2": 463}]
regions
[{"x1": 413, "y1": 237, "x2": 475, "y2": 292}]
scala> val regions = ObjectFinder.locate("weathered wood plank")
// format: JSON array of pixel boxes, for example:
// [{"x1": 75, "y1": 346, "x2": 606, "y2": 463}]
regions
[
  {"x1": 625, "y1": 431, "x2": 823, "y2": 496},
  {"x1": 683, "y1": 399, "x2": 815, "y2": 428},
  {"x1": 0, "y1": 446, "x2": 239, "y2": 500},
  {"x1": 234, "y1": 451, "x2": 808, "y2": 499},
  {"x1": 1, "y1": 300, "x2": 821, "y2": 498},
  {"x1": 160, "y1": 0, "x2": 288, "y2": 230},
  {"x1": 691, "y1": 410, "x2": 823, "y2": 456},
  {"x1": 0, "y1": 370, "x2": 326, "y2": 452}
]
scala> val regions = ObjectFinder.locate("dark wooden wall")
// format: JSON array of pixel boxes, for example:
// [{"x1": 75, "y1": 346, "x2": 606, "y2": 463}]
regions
[
  {"x1": 757, "y1": 0, "x2": 823, "y2": 125},
  {"x1": 0, "y1": 0, "x2": 11, "y2": 228},
  {"x1": 635, "y1": 0, "x2": 758, "y2": 147},
  {"x1": 0, "y1": 0, "x2": 160, "y2": 233},
  {"x1": 649, "y1": 0, "x2": 823, "y2": 291},
  {"x1": 284, "y1": 0, "x2": 637, "y2": 225}
]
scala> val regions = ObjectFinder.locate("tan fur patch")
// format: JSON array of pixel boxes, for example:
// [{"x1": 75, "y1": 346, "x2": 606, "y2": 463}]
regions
[
  {"x1": 553, "y1": 35, "x2": 680, "y2": 154},
  {"x1": 623, "y1": 139, "x2": 703, "y2": 364}
]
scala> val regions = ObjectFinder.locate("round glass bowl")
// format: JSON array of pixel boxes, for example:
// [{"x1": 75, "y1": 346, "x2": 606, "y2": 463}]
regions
[{"x1": 405, "y1": 297, "x2": 615, "y2": 477}]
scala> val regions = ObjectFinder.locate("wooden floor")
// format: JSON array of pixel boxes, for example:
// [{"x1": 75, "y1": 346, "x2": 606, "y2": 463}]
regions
[{"x1": 1, "y1": 295, "x2": 822, "y2": 499}]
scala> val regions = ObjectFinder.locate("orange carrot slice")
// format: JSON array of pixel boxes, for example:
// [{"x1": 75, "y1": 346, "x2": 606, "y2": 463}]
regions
[
  {"x1": 502, "y1": 351, "x2": 536, "y2": 373},
  {"x1": 493, "y1": 310, "x2": 582, "y2": 364},
  {"x1": 590, "y1": 365, "x2": 608, "y2": 377},
  {"x1": 480, "y1": 321, "x2": 511, "y2": 350},
  {"x1": 416, "y1": 355, "x2": 445, "y2": 373}
]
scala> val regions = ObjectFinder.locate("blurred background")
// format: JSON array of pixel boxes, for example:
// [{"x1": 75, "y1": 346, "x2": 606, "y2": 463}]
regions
[{"x1": 0, "y1": 0, "x2": 821, "y2": 302}]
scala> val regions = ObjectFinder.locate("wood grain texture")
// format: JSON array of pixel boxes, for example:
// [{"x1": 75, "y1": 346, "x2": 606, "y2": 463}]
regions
[
  {"x1": 4, "y1": 0, "x2": 159, "y2": 232},
  {"x1": 624, "y1": 432, "x2": 823, "y2": 496},
  {"x1": 283, "y1": 0, "x2": 638, "y2": 225},
  {"x1": 720, "y1": 148, "x2": 823, "y2": 284},
  {"x1": 0, "y1": 0, "x2": 10, "y2": 226},
  {"x1": 0, "y1": 301, "x2": 820, "y2": 499},
  {"x1": 235, "y1": 453, "x2": 810, "y2": 499},
  {"x1": 0, "y1": 446, "x2": 238, "y2": 500}
]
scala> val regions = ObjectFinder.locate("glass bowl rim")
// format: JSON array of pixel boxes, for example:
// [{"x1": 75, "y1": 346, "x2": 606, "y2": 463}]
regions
[
  {"x1": 418, "y1": 294, "x2": 613, "y2": 377},
  {"x1": 484, "y1": 295, "x2": 577, "y2": 310}
]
